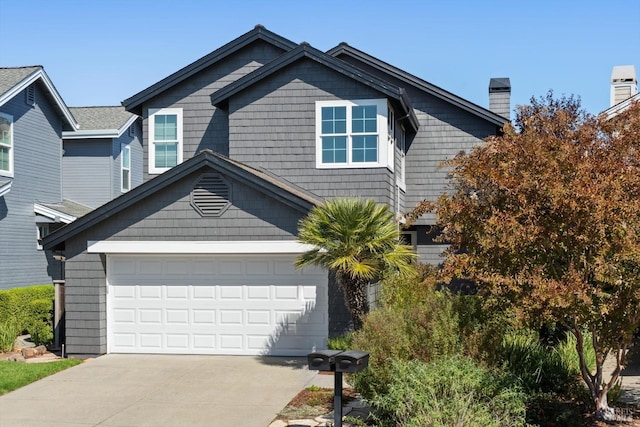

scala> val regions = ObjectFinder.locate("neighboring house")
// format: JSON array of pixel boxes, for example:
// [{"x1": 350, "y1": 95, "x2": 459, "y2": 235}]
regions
[
  {"x1": 63, "y1": 106, "x2": 142, "y2": 208},
  {"x1": 43, "y1": 26, "x2": 509, "y2": 357},
  {"x1": 0, "y1": 66, "x2": 92, "y2": 289},
  {"x1": 602, "y1": 65, "x2": 638, "y2": 119}
]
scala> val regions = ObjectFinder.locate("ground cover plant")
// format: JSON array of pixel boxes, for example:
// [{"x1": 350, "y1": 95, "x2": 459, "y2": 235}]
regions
[{"x1": 0, "y1": 359, "x2": 82, "y2": 395}]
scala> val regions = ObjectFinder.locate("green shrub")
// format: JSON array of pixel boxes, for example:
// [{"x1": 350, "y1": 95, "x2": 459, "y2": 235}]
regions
[
  {"x1": 370, "y1": 357, "x2": 527, "y2": 427},
  {"x1": 327, "y1": 333, "x2": 354, "y2": 351},
  {"x1": 350, "y1": 288, "x2": 461, "y2": 399},
  {"x1": 0, "y1": 285, "x2": 54, "y2": 347},
  {"x1": 0, "y1": 318, "x2": 20, "y2": 352},
  {"x1": 499, "y1": 329, "x2": 583, "y2": 395}
]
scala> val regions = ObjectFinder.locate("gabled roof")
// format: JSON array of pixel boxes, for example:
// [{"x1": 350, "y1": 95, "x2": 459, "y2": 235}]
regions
[
  {"x1": 210, "y1": 43, "x2": 419, "y2": 133},
  {"x1": 602, "y1": 92, "x2": 640, "y2": 119},
  {"x1": 63, "y1": 106, "x2": 138, "y2": 139},
  {"x1": 43, "y1": 150, "x2": 323, "y2": 251},
  {"x1": 326, "y1": 43, "x2": 508, "y2": 127},
  {"x1": 0, "y1": 66, "x2": 78, "y2": 130},
  {"x1": 34, "y1": 199, "x2": 93, "y2": 224},
  {"x1": 122, "y1": 25, "x2": 298, "y2": 115}
]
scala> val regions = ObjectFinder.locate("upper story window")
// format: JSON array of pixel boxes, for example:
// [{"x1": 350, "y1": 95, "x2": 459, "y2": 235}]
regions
[
  {"x1": 121, "y1": 143, "x2": 131, "y2": 192},
  {"x1": 148, "y1": 108, "x2": 182, "y2": 174},
  {"x1": 0, "y1": 112, "x2": 13, "y2": 177},
  {"x1": 315, "y1": 99, "x2": 392, "y2": 169}
]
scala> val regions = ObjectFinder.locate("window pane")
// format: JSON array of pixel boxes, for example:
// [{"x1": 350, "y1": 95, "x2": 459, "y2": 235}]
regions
[
  {"x1": 322, "y1": 136, "x2": 347, "y2": 163},
  {"x1": 352, "y1": 105, "x2": 376, "y2": 134},
  {"x1": 122, "y1": 147, "x2": 130, "y2": 168},
  {"x1": 154, "y1": 114, "x2": 177, "y2": 141},
  {"x1": 321, "y1": 106, "x2": 346, "y2": 134},
  {"x1": 0, "y1": 146, "x2": 8, "y2": 171},
  {"x1": 155, "y1": 141, "x2": 178, "y2": 168},
  {"x1": 352, "y1": 135, "x2": 377, "y2": 163},
  {"x1": 122, "y1": 169, "x2": 130, "y2": 190},
  {"x1": 0, "y1": 117, "x2": 10, "y2": 146}
]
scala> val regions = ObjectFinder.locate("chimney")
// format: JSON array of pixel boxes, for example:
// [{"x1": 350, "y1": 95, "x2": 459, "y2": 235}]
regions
[
  {"x1": 610, "y1": 65, "x2": 637, "y2": 106},
  {"x1": 489, "y1": 77, "x2": 511, "y2": 119}
]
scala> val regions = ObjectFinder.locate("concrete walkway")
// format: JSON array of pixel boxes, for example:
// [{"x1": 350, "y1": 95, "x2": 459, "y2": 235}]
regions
[{"x1": 0, "y1": 354, "x2": 327, "y2": 427}]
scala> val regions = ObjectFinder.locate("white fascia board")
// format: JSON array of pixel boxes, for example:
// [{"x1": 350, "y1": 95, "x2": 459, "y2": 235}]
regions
[
  {"x1": 602, "y1": 93, "x2": 640, "y2": 119},
  {"x1": 0, "y1": 181, "x2": 11, "y2": 198},
  {"x1": 63, "y1": 129, "x2": 119, "y2": 139},
  {"x1": 33, "y1": 203, "x2": 76, "y2": 224},
  {"x1": 0, "y1": 69, "x2": 79, "y2": 130},
  {"x1": 116, "y1": 114, "x2": 138, "y2": 137},
  {"x1": 87, "y1": 240, "x2": 318, "y2": 254}
]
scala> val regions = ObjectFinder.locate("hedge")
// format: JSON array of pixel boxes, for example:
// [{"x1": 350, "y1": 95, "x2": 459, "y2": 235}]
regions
[{"x1": 0, "y1": 285, "x2": 54, "y2": 346}]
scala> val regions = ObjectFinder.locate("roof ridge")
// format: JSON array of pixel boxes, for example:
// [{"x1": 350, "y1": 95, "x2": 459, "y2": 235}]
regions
[{"x1": 0, "y1": 65, "x2": 43, "y2": 70}]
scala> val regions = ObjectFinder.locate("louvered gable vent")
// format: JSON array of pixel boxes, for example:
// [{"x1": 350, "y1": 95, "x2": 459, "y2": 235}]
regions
[{"x1": 191, "y1": 174, "x2": 231, "y2": 217}]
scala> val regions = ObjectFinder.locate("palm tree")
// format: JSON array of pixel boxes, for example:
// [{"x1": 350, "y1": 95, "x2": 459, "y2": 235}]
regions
[{"x1": 296, "y1": 198, "x2": 416, "y2": 330}]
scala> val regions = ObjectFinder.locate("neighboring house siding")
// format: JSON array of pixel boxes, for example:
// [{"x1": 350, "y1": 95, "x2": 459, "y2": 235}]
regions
[
  {"x1": 0, "y1": 83, "x2": 62, "y2": 289},
  {"x1": 141, "y1": 41, "x2": 286, "y2": 181},
  {"x1": 112, "y1": 128, "x2": 143, "y2": 197},
  {"x1": 227, "y1": 59, "x2": 395, "y2": 207},
  {"x1": 62, "y1": 139, "x2": 112, "y2": 208}
]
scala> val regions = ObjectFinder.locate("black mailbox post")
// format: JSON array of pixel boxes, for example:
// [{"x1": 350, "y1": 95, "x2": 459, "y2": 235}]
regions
[{"x1": 306, "y1": 349, "x2": 369, "y2": 427}]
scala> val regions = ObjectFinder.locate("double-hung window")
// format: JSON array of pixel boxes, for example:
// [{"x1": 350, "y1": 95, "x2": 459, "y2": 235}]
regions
[
  {"x1": 121, "y1": 143, "x2": 131, "y2": 192},
  {"x1": 0, "y1": 112, "x2": 13, "y2": 177},
  {"x1": 316, "y1": 99, "x2": 390, "y2": 169},
  {"x1": 149, "y1": 108, "x2": 182, "y2": 174}
]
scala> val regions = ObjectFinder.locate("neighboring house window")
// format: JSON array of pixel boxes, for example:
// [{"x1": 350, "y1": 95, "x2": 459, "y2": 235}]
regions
[
  {"x1": 128, "y1": 124, "x2": 136, "y2": 137},
  {"x1": 148, "y1": 108, "x2": 183, "y2": 174},
  {"x1": 121, "y1": 143, "x2": 131, "y2": 192},
  {"x1": 37, "y1": 224, "x2": 49, "y2": 250},
  {"x1": 315, "y1": 99, "x2": 391, "y2": 169},
  {"x1": 0, "y1": 112, "x2": 13, "y2": 177}
]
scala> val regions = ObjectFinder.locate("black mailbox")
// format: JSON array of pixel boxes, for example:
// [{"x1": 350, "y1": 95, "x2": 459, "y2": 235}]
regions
[
  {"x1": 307, "y1": 350, "x2": 343, "y2": 371},
  {"x1": 334, "y1": 350, "x2": 369, "y2": 373}
]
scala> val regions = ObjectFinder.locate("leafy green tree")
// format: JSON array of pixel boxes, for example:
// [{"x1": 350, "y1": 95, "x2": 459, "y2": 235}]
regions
[
  {"x1": 408, "y1": 95, "x2": 640, "y2": 419},
  {"x1": 296, "y1": 198, "x2": 416, "y2": 330}
]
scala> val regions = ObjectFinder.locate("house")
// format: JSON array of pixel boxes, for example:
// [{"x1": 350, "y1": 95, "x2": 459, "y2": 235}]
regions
[
  {"x1": 43, "y1": 26, "x2": 509, "y2": 357},
  {"x1": 602, "y1": 65, "x2": 638, "y2": 119},
  {"x1": 63, "y1": 106, "x2": 142, "y2": 208},
  {"x1": 0, "y1": 66, "x2": 88, "y2": 289}
]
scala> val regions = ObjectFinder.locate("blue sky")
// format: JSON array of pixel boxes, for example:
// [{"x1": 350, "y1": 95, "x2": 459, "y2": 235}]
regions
[{"x1": 1, "y1": 0, "x2": 638, "y2": 115}]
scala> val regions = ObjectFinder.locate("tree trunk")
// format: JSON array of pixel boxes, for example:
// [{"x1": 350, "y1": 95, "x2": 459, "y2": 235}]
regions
[{"x1": 337, "y1": 273, "x2": 369, "y2": 330}]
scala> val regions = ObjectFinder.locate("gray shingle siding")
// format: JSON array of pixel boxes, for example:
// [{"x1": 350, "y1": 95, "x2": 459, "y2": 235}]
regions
[
  {"x1": 227, "y1": 59, "x2": 395, "y2": 207},
  {"x1": 141, "y1": 41, "x2": 286, "y2": 182},
  {"x1": 63, "y1": 240, "x2": 106, "y2": 355},
  {"x1": 0, "y1": 83, "x2": 63, "y2": 289},
  {"x1": 106, "y1": 170, "x2": 302, "y2": 241}
]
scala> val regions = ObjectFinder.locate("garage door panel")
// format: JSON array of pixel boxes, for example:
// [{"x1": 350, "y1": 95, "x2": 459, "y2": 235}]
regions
[{"x1": 108, "y1": 255, "x2": 328, "y2": 356}]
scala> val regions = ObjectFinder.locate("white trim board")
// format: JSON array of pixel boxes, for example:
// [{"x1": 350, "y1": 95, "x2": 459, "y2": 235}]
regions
[{"x1": 88, "y1": 240, "x2": 318, "y2": 254}]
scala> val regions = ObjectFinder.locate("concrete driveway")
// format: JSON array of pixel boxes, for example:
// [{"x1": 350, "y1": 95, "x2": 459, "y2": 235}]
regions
[{"x1": 0, "y1": 354, "x2": 326, "y2": 427}]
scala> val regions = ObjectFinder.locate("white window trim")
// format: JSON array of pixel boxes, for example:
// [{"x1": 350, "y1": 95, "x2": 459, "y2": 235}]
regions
[
  {"x1": 36, "y1": 223, "x2": 49, "y2": 250},
  {"x1": 315, "y1": 99, "x2": 390, "y2": 169},
  {"x1": 396, "y1": 125, "x2": 406, "y2": 191},
  {"x1": 148, "y1": 107, "x2": 183, "y2": 174},
  {"x1": 121, "y1": 143, "x2": 131, "y2": 192},
  {"x1": 0, "y1": 112, "x2": 14, "y2": 178}
]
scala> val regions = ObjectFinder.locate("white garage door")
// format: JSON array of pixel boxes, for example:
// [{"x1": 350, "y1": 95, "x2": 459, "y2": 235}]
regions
[{"x1": 107, "y1": 254, "x2": 328, "y2": 356}]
